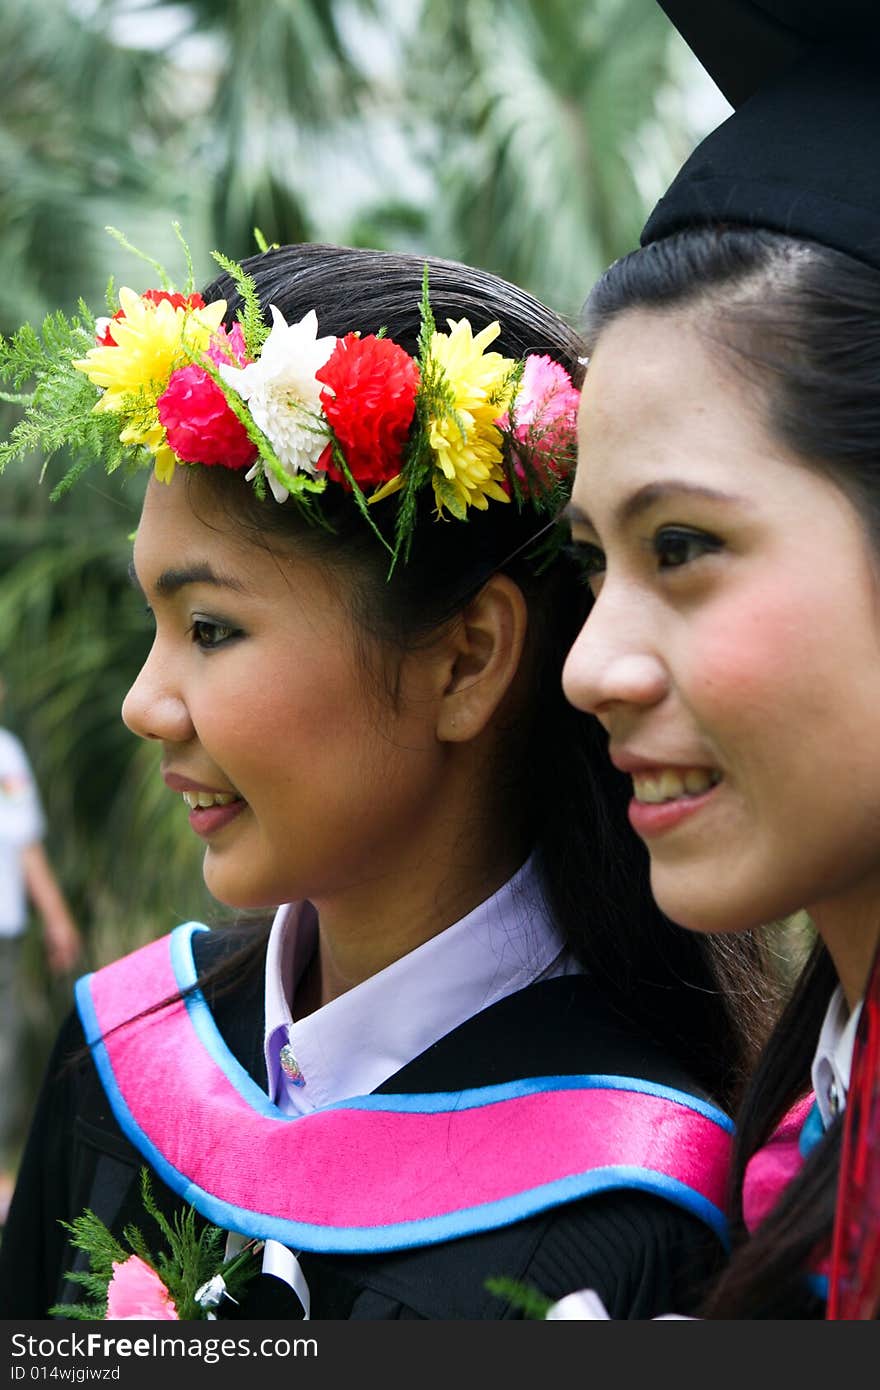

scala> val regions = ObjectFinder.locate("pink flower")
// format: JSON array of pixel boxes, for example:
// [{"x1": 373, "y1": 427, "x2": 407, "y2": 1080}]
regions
[
  {"x1": 157, "y1": 323, "x2": 257, "y2": 470},
  {"x1": 205, "y1": 321, "x2": 248, "y2": 370},
  {"x1": 106, "y1": 1255, "x2": 179, "y2": 1320},
  {"x1": 497, "y1": 354, "x2": 580, "y2": 491}
]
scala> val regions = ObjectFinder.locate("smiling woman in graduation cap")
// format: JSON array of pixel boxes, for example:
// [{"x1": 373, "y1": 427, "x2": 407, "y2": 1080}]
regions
[{"x1": 560, "y1": 1, "x2": 880, "y2": 1319}]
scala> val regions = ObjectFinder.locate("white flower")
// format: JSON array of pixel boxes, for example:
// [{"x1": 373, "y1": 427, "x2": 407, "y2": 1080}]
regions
[
  {"x1": 545, "y1": 1289, "x2": 610, "y2": 1319},
  {"x1": 544, "y1": 1288, "x2": 695, "y2": 1320},
  {"x1": 219, "y1": 306, "x2": 336, "y2": 496},
  {"x1": 244, "y1": 458, "x2": 292, "y2": 505}
]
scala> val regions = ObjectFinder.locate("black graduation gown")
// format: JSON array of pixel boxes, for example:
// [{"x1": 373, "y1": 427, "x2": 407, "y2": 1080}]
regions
[{"x1": 0, "y1": 929, "x2": 727, "y2": 1320}]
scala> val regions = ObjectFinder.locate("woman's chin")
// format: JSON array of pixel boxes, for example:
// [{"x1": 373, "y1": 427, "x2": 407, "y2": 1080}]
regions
[
  {"x1": 650, "y1": 871, "x2": 769, "y2": 937},
  {"x1": 202, "y1": 860, "x2": 285, "y2": 913}
]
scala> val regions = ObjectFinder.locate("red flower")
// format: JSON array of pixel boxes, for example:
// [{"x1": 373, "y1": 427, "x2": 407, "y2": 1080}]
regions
[
  {"x1": 96, "y1": 290, "x2": 207, "y2": 346},
  {"x1": 142, "y1": 290, "x2": 206, "y2": 312},
  {"x1": 315, "y1": 334, "x2": 419, "y2": 488},
  {"x1": 157, "y1": 324, "x2": 256, "y2": 470},
  {"x1": 97, "y1": 311, "x2": 125, "y2": 347}
]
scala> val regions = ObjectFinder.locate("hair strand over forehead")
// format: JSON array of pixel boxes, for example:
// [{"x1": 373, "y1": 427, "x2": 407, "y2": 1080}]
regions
[{"x1": 585, "y1": 225, "x2": 880, "y2": 550}]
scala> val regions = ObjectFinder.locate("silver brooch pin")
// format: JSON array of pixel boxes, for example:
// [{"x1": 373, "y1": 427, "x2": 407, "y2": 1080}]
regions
[{"x1": 280, "y1": 1041, "x2": 306, "y2": 1087}]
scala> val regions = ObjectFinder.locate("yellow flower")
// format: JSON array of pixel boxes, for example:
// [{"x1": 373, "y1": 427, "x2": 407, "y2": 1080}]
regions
[
  {"x1": 426, "y1": 318, "x2": 517, "y2": 516},
  {"x1": 119, "y1": 419, "x2": 178, "y2": 483},
  {"x1": 72, "y1": 288, "x2": 226, "y2": 474},
  {"x1": 74, "y1": 288, "x2": 226, "y2": 408}
]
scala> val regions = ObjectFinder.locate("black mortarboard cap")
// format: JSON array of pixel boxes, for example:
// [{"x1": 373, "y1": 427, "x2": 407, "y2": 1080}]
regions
[
  {"x1": 642, "y1": 3, "x2": 880, "y2": 270},
  {"x1": 656, "y1": 2, "x2": 876, "y2": 108}
]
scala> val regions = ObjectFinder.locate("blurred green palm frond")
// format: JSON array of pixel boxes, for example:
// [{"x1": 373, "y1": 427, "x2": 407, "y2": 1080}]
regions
[
  {"x1": 0, "y1": 0, "x2": 214, "y2": 326},
  {"x1": 408, "y1": 0, "x2": 696, "y2": 315},
  {"x1": 110, "y1": 0, "x2": 381, "y2": 256}
]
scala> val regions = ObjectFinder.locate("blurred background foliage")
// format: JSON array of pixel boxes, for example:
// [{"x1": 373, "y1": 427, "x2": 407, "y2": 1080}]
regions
[{"x1": 0, "y1": 0, "x2": 737, "y2": 1087}]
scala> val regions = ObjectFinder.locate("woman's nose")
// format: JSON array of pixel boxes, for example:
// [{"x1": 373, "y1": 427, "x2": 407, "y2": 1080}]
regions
[
  {"x1": 121, "y1": 646, "x2": 194, "y2": 744},
  {"x1": 562, "y1": 597, "x2": 668, "y2": 723}
]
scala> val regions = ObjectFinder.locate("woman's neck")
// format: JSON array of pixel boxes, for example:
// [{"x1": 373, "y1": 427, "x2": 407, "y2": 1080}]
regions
[
  {"x1": 303, "y1": 844, "x2": 529, "y2": 1010},
  {"x1": 809, "y1": 888, "x2": 880, "y2": 1010}
]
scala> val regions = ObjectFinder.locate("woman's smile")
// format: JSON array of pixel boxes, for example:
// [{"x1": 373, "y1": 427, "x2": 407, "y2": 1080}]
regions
[
  {"x1": 608, "y1": 749, "x2": 723, "y2": 836},
  {"x1": 627, "y1": 773, "x2": 722, "y2": 838},
  {"x1": 162, "y1": 768, "x2": 247, "y2": 838},
  {"x1": 184, "y1": 795, "x2": 247, "y2": 838}
]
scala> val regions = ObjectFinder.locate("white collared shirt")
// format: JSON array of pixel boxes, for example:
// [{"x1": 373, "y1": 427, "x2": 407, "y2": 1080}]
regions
[
  {"x1": 262, "y1": 855, "x2": 582, "y2": 1113},
  {"x1": 0, "y1": 727, "x2": 45, "y2": 936},
  {"x1": 811, "y1": 984, "x2": 863, "y2": 1128}
]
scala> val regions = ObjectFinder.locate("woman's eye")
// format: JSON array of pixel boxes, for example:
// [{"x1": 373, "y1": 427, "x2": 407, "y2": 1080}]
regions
[
  {"x1": 565, "y1": 540, "x2": 606, "y2": 589},
  {"x1": 189, "y1": 618, "x2": 239, "y2": 650},
  {"x1": 653, "y1": 526, "x2": 722, "y2": 570}
]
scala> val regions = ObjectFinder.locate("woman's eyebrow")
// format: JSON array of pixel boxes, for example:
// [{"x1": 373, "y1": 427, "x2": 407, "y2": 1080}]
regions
[
  {"x1": 615, "y1": 480, "x2": 751, "y2": 527},
  {"x1": 562, "y1": 480, "x2": 751, "y2": 536},
  {"x1": 126, "y1": 558, "x2": 248, "y2": 597}
]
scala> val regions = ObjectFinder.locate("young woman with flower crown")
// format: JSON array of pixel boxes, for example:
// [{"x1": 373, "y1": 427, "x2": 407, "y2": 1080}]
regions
[{"x1": 0, "y1": 238, "x2": 770, "y2": 1320}]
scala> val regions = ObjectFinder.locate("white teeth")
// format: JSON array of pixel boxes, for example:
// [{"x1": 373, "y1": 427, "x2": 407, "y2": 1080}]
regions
[
  {"x1": 182, "y1": 790, "x2": 238, "y2": 810},
  {"x1": 632, "y1": 768, "x2": 720, "y2": 804}
]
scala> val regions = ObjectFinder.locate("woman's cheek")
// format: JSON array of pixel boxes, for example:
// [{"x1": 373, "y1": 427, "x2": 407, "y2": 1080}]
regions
[{"x1": 683, "y1": 597, "x2": 805, "y2": 723}]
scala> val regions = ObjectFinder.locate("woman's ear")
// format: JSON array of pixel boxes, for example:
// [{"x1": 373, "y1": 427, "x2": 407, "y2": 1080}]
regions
[{"x1": 436, "y1": 574, "x2": 529, "y2": 742}]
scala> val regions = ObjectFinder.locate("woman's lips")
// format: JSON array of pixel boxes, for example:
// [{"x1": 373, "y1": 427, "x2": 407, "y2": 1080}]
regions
[
  {"x1": 161, "y1": 770, "x2": 246, "y2": 836},
  {"x1": 186, "y1": 797, "x2": 247, "y2": 838},
  {"x1": 627, "y1": 780, "x2": 721, "y2": 838}
]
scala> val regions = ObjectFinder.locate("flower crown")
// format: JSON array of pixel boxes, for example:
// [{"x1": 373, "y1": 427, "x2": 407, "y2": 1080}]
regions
[{"x1": 0, "y1": 229, "x2": 580, "y2": 568}]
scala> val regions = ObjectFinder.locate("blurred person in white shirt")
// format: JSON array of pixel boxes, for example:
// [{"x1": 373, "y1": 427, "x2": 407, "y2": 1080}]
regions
[{"x1": 0, "y1": 675, "x2": 80, "y2": 1219}]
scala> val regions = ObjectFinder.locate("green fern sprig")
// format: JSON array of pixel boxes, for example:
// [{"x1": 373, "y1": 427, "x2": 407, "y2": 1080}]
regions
[
  {"x1": 172, "y1": 222, "x2": 196, "y2": 297},
  {"x1": 388, "y1": 412, "x2": 432, "y2": 571},
  {"x1": 47, "y1": 1209, "x2": 131, "y2": 1319},
  {"x1": 0, "y1": 370, "x2": 128, "y2": 498},
  {"x1": 210, "y1": 250, "x2": 269, "y2": 359},
  {"x1": 0, "y1": 305, "x2": 110, "y2": 492},
  {"x1": 253, "y1": 227, "x2": 280, "y2": 254},
  {"x1": 416, "y1": 263, "x2": 435, "y2": 360},
  {"x1": 76, "y1": 297, "x2": 98, "y2": 335},
  {"x1": 386, "y1": 265, "x2": 452, "y2": 569},
  {"x1": 48, "y1": 436, "x2": 127, "y2": 503},
  {"x1": 0, "y1": 311, "x2": 92, "y2": 390},
  {"x1": 48, "y1": 1168, "x2": 261, "y2": 1322},
  {"x1": 324, "y1": 435, "x2": 392, "y2": 556},
  {"x1": 484, "y1": 1275, "x2": 554, "y2": 1320},
  {"x1": 105, "y1": 225, "x2": 173, "y2": 291},
  {"x1": 0, "y1": 402, "x2": 127, "y2": 496},
  {"x1": 135, "y1": 1169, "x2": 239, "y2": 1319}
]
